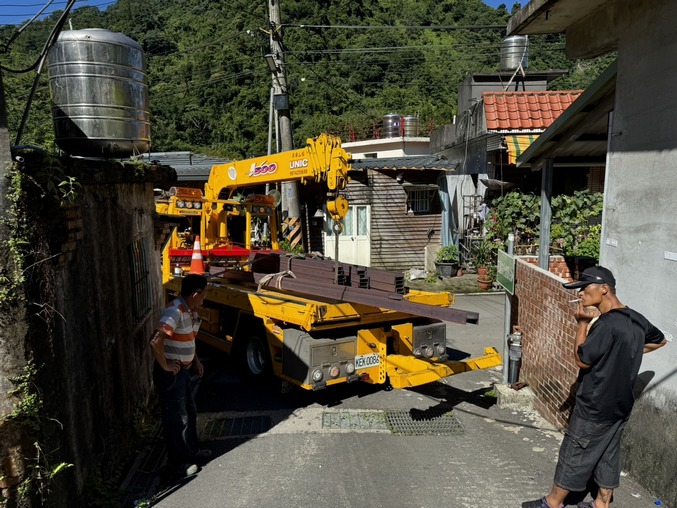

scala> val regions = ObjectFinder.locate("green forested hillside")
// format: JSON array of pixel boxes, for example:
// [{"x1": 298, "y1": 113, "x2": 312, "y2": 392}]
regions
[{"x1": 0, "y1": 0, "x2": 613, "y2": 159}]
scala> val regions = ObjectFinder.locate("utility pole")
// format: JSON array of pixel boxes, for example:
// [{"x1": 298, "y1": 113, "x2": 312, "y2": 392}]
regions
[{"x1": 268, "y1": 0, "x2": 302, "y2": 250}]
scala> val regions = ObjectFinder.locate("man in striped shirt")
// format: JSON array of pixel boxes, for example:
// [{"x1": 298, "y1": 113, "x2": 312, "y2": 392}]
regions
[{"x1": 150, "y1": 274, "x2": 210, "y2": 478}]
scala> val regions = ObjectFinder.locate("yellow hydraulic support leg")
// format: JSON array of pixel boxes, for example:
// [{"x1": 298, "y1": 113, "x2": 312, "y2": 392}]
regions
[{"x1": 386, "y1": 347, "x2": 502, "y2": 389}]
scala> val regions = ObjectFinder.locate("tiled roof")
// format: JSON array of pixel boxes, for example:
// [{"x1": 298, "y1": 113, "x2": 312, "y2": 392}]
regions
[{"x1": 483, "y1": 90, "x2": 583, "y2": 131}]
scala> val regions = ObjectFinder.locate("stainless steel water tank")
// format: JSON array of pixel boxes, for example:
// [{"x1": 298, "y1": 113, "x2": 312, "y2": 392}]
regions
[
  {"x1": 403, "y1": 116, "x2": 419, "y2": 137},
  {"x1": 47, "y1": 29, "x2": 150, "y2": 157},
  {"x1": 500, "y1": 35, "x2": 529, "y2": 72},
  {"x1": 382, "y1": 113, "x2": 402, "y2": 138}
]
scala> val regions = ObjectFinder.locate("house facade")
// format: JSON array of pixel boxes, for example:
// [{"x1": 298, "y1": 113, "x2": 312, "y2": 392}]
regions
[
  {"x1": 431, "y1": 71, "x2": 589, "y2": 264},
  {"x1": 330, "y1": 136, "x2": 454, "y2": 270},
  {"x1": 507, "y1": 0, "x2": 677, "y2": 502}
]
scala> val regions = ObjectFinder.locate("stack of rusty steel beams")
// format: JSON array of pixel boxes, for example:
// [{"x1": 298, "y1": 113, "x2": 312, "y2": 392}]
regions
[
  {"x1": 243, "y1": 252, "x2": 477, "y2": 324},
  {"x1": 250, "y1": 252, "x2": 404, "y2": 293}
]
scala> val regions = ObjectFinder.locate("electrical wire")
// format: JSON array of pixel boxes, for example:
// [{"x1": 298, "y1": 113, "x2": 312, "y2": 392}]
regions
[
  {"x1": 1, "y1": 0, "x2": 55, "y2": 52},
  {"x1": 0, "y1": 1, "x2": 74, "y2": 6},
  {"x1": 14, "y1": 0, "x2": 76, "y2": 145},
  {"x1": 286, "y1": 24, "x2": 507, "y2": 31},
  {"x1": 0, "y1": 0, "x2": 113, "y2": 26},
  {"x1": 150, "y1": 69, "x2": 263, "y2": 100}
]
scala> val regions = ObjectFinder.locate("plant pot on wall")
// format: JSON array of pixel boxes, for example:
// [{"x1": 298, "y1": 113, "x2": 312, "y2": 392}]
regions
[
  {"x1": 477, "y1": 266, "x2": 488, "y2": 278},
  {"x1": 435, "y1": 262, "x2": 459, "y2": 279},
  {"x1": 477, "y1": 278, "x2": 492, "y2": 291},
  {"x1": 434, "y1": 245, "x2": 460, "y2": 278}
]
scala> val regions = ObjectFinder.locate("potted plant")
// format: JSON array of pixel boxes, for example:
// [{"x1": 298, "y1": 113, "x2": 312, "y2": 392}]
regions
[
  {"x1": 473, "y1": 240, "x2": 491, "y2": 278},
  {"x1": 477, "y1": 265, "x2": 493, "y2": 291},
  {"x1": 434, "y1": 245, "x2": 460, "y2": 278}
]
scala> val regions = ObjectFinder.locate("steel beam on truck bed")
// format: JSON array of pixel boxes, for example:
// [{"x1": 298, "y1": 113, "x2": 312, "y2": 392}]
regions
[{"x1": 253, "y1": 272, "x2": 479, "y2": 325}]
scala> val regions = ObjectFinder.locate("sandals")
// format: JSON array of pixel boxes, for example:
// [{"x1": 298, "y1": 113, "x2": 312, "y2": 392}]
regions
[
  {"x1": 522, "y1": 498, "x2": 566, "y2": 508},
  {"x1": 521, "y1": 498, "x2": 551, "y2": 508}
]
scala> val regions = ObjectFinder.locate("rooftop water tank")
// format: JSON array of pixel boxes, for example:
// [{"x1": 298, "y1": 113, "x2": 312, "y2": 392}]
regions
[
  {"x1": 382, "y1": 113, "x2": 402, "y2": 138},
  {"x1": 500, "y1": 35, "x2": 529, "y2": 72},
  {"x1": 403, "y1": 116, "x2": 419, "y2": 137},
  {"x1": 47, "y1": 29, "x2": 150, "y2": 157}
]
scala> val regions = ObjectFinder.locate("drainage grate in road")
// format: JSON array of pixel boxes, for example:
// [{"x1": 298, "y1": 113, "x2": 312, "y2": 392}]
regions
[
  {"x1": 203, "y1": 415, "x2": 273, "y2": 438},
  {"x1": 322, "y1": 411, "x2": 389, "y2": 430},
  {"x1": 117, "y1": 432, "x2": 166, "y2": 507},
  {"x1": 384, "y1": 408, "x2": 464, "y2": 436}
]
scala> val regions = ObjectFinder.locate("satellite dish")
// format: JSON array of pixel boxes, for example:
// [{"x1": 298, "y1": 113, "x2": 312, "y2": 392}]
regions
[{"x1": 267, "y1": 189, "x2": 281, "y2": 207}]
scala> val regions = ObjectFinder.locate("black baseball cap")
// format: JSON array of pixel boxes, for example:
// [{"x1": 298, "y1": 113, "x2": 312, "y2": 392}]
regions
[{"x1": 562, "y1": 266, "x2": 616, "y2": 290}]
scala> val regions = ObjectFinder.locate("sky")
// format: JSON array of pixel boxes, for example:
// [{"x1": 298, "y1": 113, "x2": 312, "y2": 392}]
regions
[
  {"x1": 1, "y1": 0, "x2": 515, "y2": 28},
  {"x1": 0, "y1": 0, "x2": 111, "y2": 27}
]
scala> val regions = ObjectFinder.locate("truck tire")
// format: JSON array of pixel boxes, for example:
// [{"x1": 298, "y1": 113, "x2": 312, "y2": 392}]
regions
[{"x1": 243, "y1": 334, "x2": 271, "y2": 379}]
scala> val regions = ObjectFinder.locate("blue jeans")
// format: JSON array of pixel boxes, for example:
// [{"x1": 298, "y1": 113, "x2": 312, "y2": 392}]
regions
[{"x1": 153, "y1": 364, "x2": 199, "y2": 471}]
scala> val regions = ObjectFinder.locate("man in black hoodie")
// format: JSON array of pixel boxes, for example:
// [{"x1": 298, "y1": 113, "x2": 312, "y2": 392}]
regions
[{"x1": 523, "y1": 266, "x2": 666, "y2": 508}]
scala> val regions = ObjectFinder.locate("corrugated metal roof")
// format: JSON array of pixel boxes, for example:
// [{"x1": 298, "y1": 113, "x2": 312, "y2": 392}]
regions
[
  {"x1": 138, "y1": 151, "x2": 230, "y2": 181},
  {"x1": 141, "y1": 153, "x2": 455, "y2": 179},
  {"x1": 351, "y1": 155, "x2": 457, "y2": 171}
]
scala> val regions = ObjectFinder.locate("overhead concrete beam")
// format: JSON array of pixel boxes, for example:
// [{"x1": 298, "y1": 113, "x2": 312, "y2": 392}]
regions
[
  {"x1": 507, "y1": 0, "x2": 607, "y2": 36},
  {"x1": 566, "y1": 2, "x2": 619, "y2": 58}
]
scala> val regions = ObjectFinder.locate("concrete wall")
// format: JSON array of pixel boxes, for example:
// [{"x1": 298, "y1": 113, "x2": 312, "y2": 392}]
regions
[
  {"x1": 505, "y1": 0, "x2": 677, "y2": 503},
  {"x1": 457, "y1": 74, "x2": 550, "y2": 113},
  {"x1": 49, "y1": 179, "x2": 163, "y2": 501},
  {"x1": 599, "y1": 0, "x2": 677, "y2": 405},
  {"x1": 342, "y1": 137, "x2": 431, "y2": 158},
  {"x1": 600, "y1": 5, "x2": 677, "y2": 501},
  {"x1": 0, "y1": 154, "x2": 172, "y2": 506}
]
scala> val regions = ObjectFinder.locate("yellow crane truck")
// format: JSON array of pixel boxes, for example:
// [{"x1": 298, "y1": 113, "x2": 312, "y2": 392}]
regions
[{"x1": 156, "y1": 134, "x2": 501, "y2": 391}]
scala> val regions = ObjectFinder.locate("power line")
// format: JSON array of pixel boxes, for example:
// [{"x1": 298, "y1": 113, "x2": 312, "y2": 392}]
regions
[
  {"x1": 0, "y1": 0, "x2": 113, "y2": 26},
  {"x1": 0, "y1": 0, "x2": 82, "y2": 5},
  {"x1": 286, "y1": 24, "x2": 507, "y2": 31},
  {"x1": 150, "y1": 69, "x2": 263, "y2": 100},
  {"x1": 0, "y1": 1, "x2": 111, "y2": 16},
  {"x1": 146, "y1": 32, "x2": 253, "y2": 58}
]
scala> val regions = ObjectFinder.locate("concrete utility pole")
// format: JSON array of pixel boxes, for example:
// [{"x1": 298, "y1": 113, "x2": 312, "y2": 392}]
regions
[{"x1": 268, "y1": 0, "x2": 302, "y2": 249}]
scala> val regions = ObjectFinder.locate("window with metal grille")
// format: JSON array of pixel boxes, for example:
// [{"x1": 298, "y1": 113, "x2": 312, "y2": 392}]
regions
[
  {"x1": 406, "y1": 187, "x2": 440, "y2": 215},
  {"x1": 128, "y1": 238, "x2": 152, "y2": 323},
  {"x1": 324, "y1": 205, "x2": 369, "y2": 236}
]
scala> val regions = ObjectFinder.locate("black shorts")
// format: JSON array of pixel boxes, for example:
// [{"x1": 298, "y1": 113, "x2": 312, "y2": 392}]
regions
[{"x1": 553, "y1": 412, "x2": 628, "y2": 492}]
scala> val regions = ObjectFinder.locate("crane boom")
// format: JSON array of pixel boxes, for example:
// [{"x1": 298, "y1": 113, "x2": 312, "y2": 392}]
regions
[
  {"x1": 204, "y1": 133, "x2": 351, "y2": 201},
  {"x1": 155, "y1": 133, "x2": 353, "y2": 265}
]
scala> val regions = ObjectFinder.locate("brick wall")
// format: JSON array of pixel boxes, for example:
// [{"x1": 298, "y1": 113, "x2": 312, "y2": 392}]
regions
[
  {"x1": 520, "y1": 255, "x2": 572, "y2": 280},
  {"x1": 512, "y1": 257, "x2": 580, "y2": 429}
]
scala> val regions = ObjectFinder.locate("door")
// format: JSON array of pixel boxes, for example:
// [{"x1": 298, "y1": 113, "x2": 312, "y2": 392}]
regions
[{"x1": 324, "y1": 205, "x2": 371, "y2": 266}]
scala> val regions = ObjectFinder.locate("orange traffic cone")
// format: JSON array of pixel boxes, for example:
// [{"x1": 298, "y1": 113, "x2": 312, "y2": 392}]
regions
[{"x1": 190, "y1": 236, "x2": 205, "y2": 274}]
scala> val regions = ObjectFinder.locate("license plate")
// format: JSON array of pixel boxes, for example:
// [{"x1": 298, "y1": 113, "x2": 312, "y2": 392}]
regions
[{"x1": 355, "y1": 353, "x2": 380, "y2": 370}]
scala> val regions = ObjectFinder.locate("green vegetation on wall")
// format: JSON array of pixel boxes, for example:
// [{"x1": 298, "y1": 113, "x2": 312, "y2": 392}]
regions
[
  {"x1": 484, "y1": 190, "x2": 603, "y2": 261},
  {"x1": 0, "y1": 159, "x2": 76, "y2": 505}
]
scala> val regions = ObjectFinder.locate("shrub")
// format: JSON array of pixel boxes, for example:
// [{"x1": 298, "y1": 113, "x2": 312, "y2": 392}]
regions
[
  {"x1": 435, "y1": 245, "x2": 459, "y2": 263},
  {"x1": 485, "y1": 190, "x2": 603, "y2": 262}
]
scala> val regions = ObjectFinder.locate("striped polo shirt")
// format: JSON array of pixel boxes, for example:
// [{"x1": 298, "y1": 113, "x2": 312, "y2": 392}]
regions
[{"x1": 157, "y1": 296, "x2": 198, "y2": 365}]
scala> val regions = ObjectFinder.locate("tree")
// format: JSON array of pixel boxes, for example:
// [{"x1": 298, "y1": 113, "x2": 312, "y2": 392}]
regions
[{"x1": 0, "y1": 0, "x2": 603, "y2": 157}]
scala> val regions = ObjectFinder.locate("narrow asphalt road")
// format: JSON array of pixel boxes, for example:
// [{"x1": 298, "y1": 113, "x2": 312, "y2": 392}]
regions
[{"x1": 126, "y1": 293, "x2": 661, "y2": 508}]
